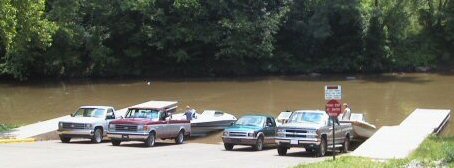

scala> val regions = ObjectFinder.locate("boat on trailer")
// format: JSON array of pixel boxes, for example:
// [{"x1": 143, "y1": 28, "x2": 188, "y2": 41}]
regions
[
  {"x1": 174, "y1": 110, "x2": 237, "y2": 136},
  {"x1": 340, "y1": 113, "x2": 376, "y2": 140}
]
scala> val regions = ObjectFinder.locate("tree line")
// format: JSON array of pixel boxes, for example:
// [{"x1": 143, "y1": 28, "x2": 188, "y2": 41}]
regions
[{"x1": 0, "y1": 0, "x2": 453, "y2": 80}]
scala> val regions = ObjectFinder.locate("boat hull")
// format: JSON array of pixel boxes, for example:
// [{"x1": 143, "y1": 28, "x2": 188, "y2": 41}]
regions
[
  {"x1": 340, "y1": 120, "x2": 376, "y2": 140},
  {"x1": 191, "y1": 120, "x2": 236, "y2": 135},
  {"x1": 352, "y1": 122, "x2": 376, "y2": 139}
]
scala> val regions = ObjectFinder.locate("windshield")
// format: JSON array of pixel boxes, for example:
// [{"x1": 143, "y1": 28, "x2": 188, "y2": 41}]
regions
[
  {"x1": 73, "y1": 108, "x2": 106, "y2": 118},
  {"x1": 125, "y1": 108, "x2": 159, "y2": 119},
  {"x1": 235, "y1": 116, "x2": 265, "y2": 127},
  {"x1": 288, "y1": 112, "x2": 324, "y2": 124}
]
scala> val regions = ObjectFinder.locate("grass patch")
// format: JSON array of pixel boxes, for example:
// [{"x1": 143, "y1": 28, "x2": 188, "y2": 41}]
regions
[
  {"x1": 294, "y1": 136, "x2": 454, "y2": 168},
  {"x1": 0, "y1": 124, "x2": 19, "y2": 133},
  {"x1": 409, "y1": 136, "x2": 454, "y2": 167}
]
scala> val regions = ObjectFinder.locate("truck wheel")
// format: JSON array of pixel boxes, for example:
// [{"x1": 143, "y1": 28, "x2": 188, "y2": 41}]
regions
[
  {"x1": 175, "y1": 130, "x2": 184, "y2": 144},
  {"x1": 111, "y1": 139, "x2": 121, "y2": 146},
  {"x1": 91, "y1": 128, "x2": 103, "y2": 143},
  {"x1": 316, "y1": 137, "x2": 327, "y2": 157},
  {"x1": 254, "y1": 136, "x2": 264, "y2": 151},
  {"x1": 145, "y1": 133, "x2": 156, "y2": 147},
  {"x1": 277, "y1": 146, "x2": 288, "y2": 156},
  {"x1": 342, "y1": 136, "x2": 350, "y2": 153},
  {"x1": 224, "y1": 143, "x2": 234, "y2": 151},
  {"x1": 60, "y1": 136, "x2": 71, "y2": 143}
]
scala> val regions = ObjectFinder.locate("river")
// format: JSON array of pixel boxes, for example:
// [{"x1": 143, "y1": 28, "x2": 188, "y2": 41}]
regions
[{"x1": 0, "y1": 73, "x2": 453, "y2": 143}]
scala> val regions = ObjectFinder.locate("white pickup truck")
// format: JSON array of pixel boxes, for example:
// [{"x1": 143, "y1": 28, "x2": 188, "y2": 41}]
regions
[
  {"x1": 57, "y1": 106, "x2": 118, "y2": 143},
  {"x1": 275, "y1": 110, "x2": 353, "y2": 157}
]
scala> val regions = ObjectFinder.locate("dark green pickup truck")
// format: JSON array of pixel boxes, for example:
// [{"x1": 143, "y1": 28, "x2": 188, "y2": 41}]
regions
[{"x1": 221, "y1": 115, "x2": 277, "y2": 151}]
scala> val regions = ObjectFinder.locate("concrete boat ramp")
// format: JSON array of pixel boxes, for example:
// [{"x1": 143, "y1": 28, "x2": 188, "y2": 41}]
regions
[{"x1": 350, "y1": 108, "x2": 451, "y2": 160}]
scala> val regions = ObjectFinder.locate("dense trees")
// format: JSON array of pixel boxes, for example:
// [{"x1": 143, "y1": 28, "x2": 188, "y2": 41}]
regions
[{"x1": 0, "y1": 0, "x2": 453, "y2": 80}]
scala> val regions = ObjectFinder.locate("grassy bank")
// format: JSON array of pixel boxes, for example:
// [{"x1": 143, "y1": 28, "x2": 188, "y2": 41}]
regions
[
  {"x1": 0, "y1": 124, "x2": 18, "y2": 133},
  {"x1": 295, "y1": 136, "x2": 454, "y2": 168}
]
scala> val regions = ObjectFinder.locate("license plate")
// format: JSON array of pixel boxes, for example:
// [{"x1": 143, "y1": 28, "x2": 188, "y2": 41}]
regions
[
  {"x1": 122, "y1": 135, "x2": 129, "y2": 139},
  {"x1": 290, "y1": 139, "x2": 298, "y2": 145}
]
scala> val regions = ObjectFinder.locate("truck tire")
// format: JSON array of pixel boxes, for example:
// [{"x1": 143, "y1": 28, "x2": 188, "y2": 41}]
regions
[
  {"x1": 60, "y1": 136, "x2": 71, "y2": 143},
  {"x1": 277, "y1": 146, "x2": 288, "y2": 156},
  {"x1": 145, "y1": 133, "x2": 156, "y2": 147},
  {"x1": 111, "y1": 139, "x2": 121, "y2": 146},
  {"x1": 91, "y1": 128, "x2": 103, "y2": 143},
  {"x1": 254, "y1": 136, "x2": 264, "y2": 151},
  {"x1": 175, "y1": 130, "x2": 184, "y2": 144},
  {"x1": 342, "y1": 136, "x2": 350, "y2": 153},
  {"x1": 224, "y1": 143, "x2": 234, "y2": 151},
  {"x1": 316, "y1": 137, "x2": 327, "y2": 157}
]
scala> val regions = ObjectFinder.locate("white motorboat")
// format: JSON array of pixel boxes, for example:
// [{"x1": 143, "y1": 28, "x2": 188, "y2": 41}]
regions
[
  {"x1": 340, "y1": 113, "x2": 376, "y2": 140},
  {"x1": 174, "y1": 110, "x2": 237, "y2": 135}
]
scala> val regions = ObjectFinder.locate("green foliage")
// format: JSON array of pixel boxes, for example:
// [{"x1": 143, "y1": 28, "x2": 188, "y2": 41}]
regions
[
  {"x1": 1, "y1": 0, "x2": 454, "y2": 80},
  {"x1": 275, "y1": 0, "x2": 364, "y2": 73},
  {"x1": 0, "y1": 123, "x2": 18, "y2": 132},
  {"x1": 364, "y1": 2, "x2": 389, "y2": 72},
  {"x1": 295, "y1": 136, "x2": 454, "y2": 168},
  {"x1": 0, "y1": 0, "x2": 56, "y2": 80}
]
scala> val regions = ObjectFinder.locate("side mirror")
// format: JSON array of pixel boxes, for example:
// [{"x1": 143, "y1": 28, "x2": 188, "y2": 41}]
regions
[{"x1": 70, "y1": 113, "x2": 75, "y2": 117}]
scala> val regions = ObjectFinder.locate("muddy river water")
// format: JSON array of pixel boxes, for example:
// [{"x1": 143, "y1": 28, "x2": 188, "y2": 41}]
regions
[{"x1": 0, "y1": 73, "x2": 453, "y2": 143}]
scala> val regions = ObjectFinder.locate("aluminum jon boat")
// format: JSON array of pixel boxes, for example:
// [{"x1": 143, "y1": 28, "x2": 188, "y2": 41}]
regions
[{"x1": 174, "y1": 110, "x2": 237, "y2": 136}]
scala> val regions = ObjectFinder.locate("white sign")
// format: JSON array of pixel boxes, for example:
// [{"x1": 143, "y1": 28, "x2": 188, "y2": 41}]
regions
[{"x1": 325, "y1": 85, "x2": 342, "y2": 100}]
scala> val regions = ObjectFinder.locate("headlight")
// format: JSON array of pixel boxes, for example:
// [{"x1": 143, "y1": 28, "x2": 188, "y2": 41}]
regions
[
  {"x1": 58, "y1": 122, "x2": 63, "y2": 128},
  {"x1": 277, "y1": 129, "x2": 285, "y2": 137},
  {"x1": 85, "y1": 124, "x2": 92, "y2": 129},
  {"x1": 109, "y1": 124, "x2": 115, "y2": 130},
  {"x1": 307, "y1": 129, "x2": 317, "y2": 138},
  {"x1": 223, "y1": 131, "x2": 229, "y2": 136},
  {"x1": 307, "y1": 129, "x2": 317, "y2": 134},
  {"x1": 247, "y1": 132, "x2": 256, "y2": 137},
  {"x1": 137, "y1": 125, "x2": 144, "y2": 131}
]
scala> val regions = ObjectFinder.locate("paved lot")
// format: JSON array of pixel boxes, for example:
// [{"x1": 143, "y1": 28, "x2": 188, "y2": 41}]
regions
[{"x1": 0, "y1": 140, "x2": 327, "y2": 168}]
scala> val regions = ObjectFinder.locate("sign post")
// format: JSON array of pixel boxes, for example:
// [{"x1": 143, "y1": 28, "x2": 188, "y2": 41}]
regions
[{"x1": 325, "y1": 85, "x2": 342, "y2": 160}]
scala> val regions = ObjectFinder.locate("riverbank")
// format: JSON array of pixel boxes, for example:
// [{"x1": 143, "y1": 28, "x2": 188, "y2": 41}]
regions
[{"x1": 295, "y1": 136, "x2": 454, "y2": 168}]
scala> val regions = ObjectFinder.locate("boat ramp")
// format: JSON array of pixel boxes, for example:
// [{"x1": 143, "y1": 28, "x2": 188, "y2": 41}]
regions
[{"x1": 350, "y1": 108, "x2": 451, "y2": 160}]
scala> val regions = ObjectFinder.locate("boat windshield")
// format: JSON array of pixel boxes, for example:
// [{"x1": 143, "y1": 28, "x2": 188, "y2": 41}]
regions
[
  {"x1": 235, "y1": 116, "x2": 265, "y2": 127},
  {"x1": 288, "y1": 112, "x2": 323, "y2": 124},
  {"x1": 73, "y1": 108, "x2": 106, "y2": 118},
  {"x1": 125, "y1": 108, "x2": 159, "y2": 119}
]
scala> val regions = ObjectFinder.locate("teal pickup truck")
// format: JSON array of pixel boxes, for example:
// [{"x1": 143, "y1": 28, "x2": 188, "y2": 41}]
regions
[{"x1": 221, "y1": 115, "x2": 277, "y2": 151}]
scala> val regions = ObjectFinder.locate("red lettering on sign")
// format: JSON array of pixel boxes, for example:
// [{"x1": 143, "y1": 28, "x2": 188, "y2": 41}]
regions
[
  {"x1": 327, "y1": 86, "x2": 339, "y2": 89},
  {"x1": 326, "y1": 100, "x2": 342, "y2": 117}
]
